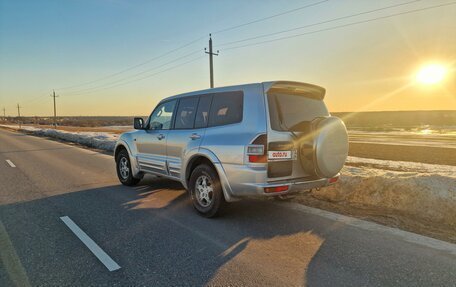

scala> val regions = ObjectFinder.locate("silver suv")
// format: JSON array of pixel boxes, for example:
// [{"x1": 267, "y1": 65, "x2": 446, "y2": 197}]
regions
[{"x1": 114, "y1": 81, "x2": 349, "y2": 217}]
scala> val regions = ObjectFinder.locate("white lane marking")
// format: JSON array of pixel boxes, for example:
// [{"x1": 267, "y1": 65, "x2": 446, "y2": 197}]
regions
[
  {"x1": 60, "y1": 216, "x2": 121, "y2": 271},
  {"x1": 278, "y1": 201, "x2": 456, "y2": 256},
  {"x1": 6, "y1": 159, "x2": 16, "y2": 168}
]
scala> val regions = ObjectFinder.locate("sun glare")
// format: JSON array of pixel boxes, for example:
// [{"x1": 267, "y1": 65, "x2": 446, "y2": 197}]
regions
[{"x1": 415, "y1": 64, "x2": 447, "y2": 84}]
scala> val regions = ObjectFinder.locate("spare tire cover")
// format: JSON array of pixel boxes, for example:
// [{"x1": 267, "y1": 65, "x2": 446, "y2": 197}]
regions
[{"x1": 312, "y1": 117, "x2": 348, "y2": 178}]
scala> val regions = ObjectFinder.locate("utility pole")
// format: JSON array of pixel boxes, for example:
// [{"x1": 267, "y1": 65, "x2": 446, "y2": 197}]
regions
[
  {"x1": 51, "y1": 90, "x2": 59, "y2": 128},
  {"x1": 17, "y1": 104, "x2": 22, "y2": 128},
  {"x1": 2, "y1": 107, "x2": 5, "y2": 121},
  {"x1": 205, "y1": 34, "x2": 219, "y2": 88}
]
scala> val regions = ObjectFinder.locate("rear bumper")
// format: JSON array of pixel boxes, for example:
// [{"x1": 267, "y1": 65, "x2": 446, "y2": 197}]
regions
[
  {"x1": 218, "y1": 162, "x2": 338, "y2": 199},
  {"x1": 246, "y1": 175, "x2": 338, "y2": 197}
]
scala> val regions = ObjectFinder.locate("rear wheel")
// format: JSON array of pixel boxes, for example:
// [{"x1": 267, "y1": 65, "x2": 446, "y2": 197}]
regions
[
  {"x1": 116, "y1": 149, "x2": 141, "y2": 186},
  {"x1": 189, "y1": 164, "x2": 226, "y2": 217}
]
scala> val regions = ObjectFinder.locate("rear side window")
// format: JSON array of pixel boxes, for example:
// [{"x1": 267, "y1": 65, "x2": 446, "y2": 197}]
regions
[
  {"x1": 175, "y1": 97, "x2": 198, "y2": 129},
  {"x1": 208, "y1": 91, "x2": 243, "y2": 127},
  {"x1": 194, "y1": 94, "x2": 213, "y2": 129}
]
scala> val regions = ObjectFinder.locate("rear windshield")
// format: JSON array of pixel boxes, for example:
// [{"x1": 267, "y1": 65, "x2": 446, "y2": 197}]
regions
[{"x1": 268, "y1": 93, "x2": 329, "y2": 132}]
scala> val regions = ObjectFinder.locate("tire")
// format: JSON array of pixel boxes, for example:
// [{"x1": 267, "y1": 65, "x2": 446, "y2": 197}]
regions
[
  {"x1": 189, "y1": 164, "x2": 226, "y2": 217},
  {"x1": 116, "y1": 149, "x2": 141, "y2": 186}
]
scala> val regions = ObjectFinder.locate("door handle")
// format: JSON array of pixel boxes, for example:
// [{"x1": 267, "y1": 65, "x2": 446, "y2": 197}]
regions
[
  {"x1": 189, "y1": 133, "x2": 201, "y2": 140},
  {"x1": 157, "y1": 134, "x2": 165, "y2": 140}
]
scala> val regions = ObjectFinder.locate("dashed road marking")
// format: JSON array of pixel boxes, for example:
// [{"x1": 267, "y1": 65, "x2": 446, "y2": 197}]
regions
[
  {"x1": 60, "y1": 216, "x2": 121, "y2": 271},
  {"x1": 6, "y1": 160, "x2": 16, "y2": 168}
]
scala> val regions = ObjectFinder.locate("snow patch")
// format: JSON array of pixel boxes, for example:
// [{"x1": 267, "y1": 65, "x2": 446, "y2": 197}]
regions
[
  {"x1": 312, "y1": 163, "x2": 456, "y2": 227},
  {"x1": 1, "y1": 125, "x2": 118, "y2": 151}
]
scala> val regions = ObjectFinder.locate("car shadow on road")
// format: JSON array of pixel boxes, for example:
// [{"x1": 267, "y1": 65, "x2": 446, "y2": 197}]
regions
[
  {"x1": 99, "y1": 176, "x2": 350, "y2": 286},
  {"x1": 1, "y1": 176, "x2": 442, "y2": 286}
]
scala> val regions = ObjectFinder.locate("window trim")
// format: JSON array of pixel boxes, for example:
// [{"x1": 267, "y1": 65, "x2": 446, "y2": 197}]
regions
[
  {"x1": 207, "y1": 91, "x2": 244, "y2": 128},
  {"x1": 194, "y1": 93, "x2": 214, "y2": 129}
]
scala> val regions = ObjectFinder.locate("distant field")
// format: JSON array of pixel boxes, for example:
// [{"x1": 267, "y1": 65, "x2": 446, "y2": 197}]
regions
[
  {"x1": 2, "y1": 110, "x2": 455, "y2": 129},
  {"x1": 2, "y1": 110, "x2": 455, "y2": 165},
  {"x1": 332, "y1": 110, "x2": 456, "y2": 132},
  {"x1": 2, "y1": 110, "x2": 453, "y2": 131}
]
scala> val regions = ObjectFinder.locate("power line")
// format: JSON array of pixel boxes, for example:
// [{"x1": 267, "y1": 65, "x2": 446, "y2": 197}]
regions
[
  {"x1": 222, "y1": 1, "x2": 456, "y2": 51},
  {"x1": 54, "y1": 0, "x2": 330, "y2": 93},
  {"x1": 21, "y1": 91, "x2": 55, "y2": 105},
  {"x1": 66, "y1": 55, "x2": 205, "y2": 97},
  {"x1": 65, "y1": 55, "x2": 206, "y2": 97},
  {"x1": 212, "y1": 0, "x2": 330, "y2": 34},
  {"x1": 64, "y1": 49, "x2": 202, "y2": 96},
  {"x1": 218, "y1": 0, "x2": 421, "y2": 47},
  {"x1": 55, "y1": 36, "x2": 206, "y2": 91}
]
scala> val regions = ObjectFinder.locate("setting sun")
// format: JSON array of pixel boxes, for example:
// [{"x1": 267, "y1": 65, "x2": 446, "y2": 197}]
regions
[{"x1": 416, "y1": 64, "x2": 447, "y2": 85}]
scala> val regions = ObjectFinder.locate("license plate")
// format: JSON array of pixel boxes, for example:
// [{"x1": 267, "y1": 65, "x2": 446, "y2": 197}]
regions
[{"x1": 268, "y1": 151, "x2": 292, "y2": 160}]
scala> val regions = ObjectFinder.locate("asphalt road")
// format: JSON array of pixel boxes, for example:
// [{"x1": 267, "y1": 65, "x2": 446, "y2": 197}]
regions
[{"x1": 0, "y1": 129, "x2": 455, "y2": 286}]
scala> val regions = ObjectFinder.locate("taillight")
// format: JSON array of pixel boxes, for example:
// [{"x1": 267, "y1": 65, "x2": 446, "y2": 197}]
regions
[
  {"x1": 329, "y1": 176, "x2": 339, "y2": 184},
  {"x1": 264, "y1": 185, "x2": 289, "y2": 193},
  {"x1": 248, "y1": 154, "x2": 267, "y2": 163},
  {"x1": 247, "y1": 134, "x2": 267, "y2": 163}
]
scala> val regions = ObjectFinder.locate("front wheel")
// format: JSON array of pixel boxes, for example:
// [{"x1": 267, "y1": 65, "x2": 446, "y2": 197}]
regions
[
  {"x1": 189, "y1": 164, "x2": 226, "y2": 217},
  {"x1": 116, "y1": 149, "x2": 141, "y2": 186}
]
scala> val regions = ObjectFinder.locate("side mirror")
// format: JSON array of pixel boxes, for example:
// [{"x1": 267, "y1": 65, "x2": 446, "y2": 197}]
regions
[
  {"x1": 133, "y1": 117, "x2": 144, "y2": 130},
  {"x1": 149, "y1": 121, "x2": 163, "y2": 130}
]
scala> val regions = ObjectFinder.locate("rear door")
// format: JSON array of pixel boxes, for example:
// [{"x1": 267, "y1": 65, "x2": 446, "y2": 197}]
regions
[
  {"x1": 264, "y1": 82, "x2": 329, "y2": 180},
  {"x1": 166, "y1": 94, "x2": 212, "y2": 179},
  {"x1": 135, "y1": 99, "x2": 177, "y2": 175}
]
